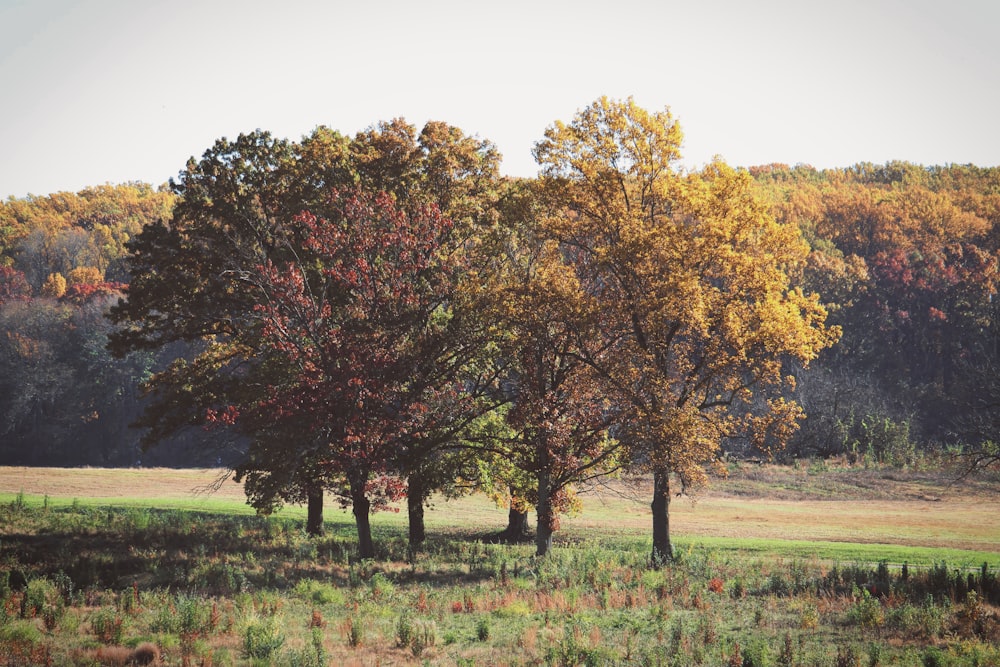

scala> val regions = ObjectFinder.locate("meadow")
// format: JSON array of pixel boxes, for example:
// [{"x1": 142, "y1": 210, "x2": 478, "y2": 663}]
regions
[{"x1": 0, "y1": 462, "x2": 998, "y2": 666}]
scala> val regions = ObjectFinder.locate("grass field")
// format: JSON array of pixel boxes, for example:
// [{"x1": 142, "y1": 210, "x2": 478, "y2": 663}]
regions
[
  {"x1": 0, "y1": 462, "x2": 998, "y2": 665},
  {"x1": 1, "y1": 463, "x2": 997, "y2": 564}
]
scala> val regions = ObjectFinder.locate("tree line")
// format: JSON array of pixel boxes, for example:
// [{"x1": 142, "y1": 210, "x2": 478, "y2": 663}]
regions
[
  {"x1": 1, "y1": 98, "x2": 997, "y2": 560},
  {"x1": 753, "y1": 161, "x2": 1000, "y2": 470}
]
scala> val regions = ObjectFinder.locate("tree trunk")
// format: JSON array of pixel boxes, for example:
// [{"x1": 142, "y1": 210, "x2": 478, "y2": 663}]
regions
[
  {"x1": 306, "y1": 487, "x2": 324, "y2": 537},
  {"x1": 535, "y1": 471, "x2": 553, "y2": 557},
  {"x1": 651, "y1": 468, "x2": 673, "y2": 566},
  {"x1": 348, "y1": 472, "x2": 375, "y2": 560},
  {"x1": 406, "y1": 472, "x2": 426, "y2": 549},
  {"x1": 499, "y1": 506, "x2": 529, "y2": 544}
]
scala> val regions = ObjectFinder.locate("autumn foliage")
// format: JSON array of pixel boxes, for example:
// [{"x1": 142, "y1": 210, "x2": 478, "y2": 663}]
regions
[
  {"x1": 532, "y1": 98, "x2": 838, "y2": 561},
  {"x1": 230, "y1": 189, "x2": 477, "y2": 557},
  {"x1": 3, "y1": 102, "x2": 1000, "y2": 561}
]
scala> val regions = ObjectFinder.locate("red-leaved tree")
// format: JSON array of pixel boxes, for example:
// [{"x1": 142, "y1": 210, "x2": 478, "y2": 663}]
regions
[{"x1": 226, "y1": 188, "x2": 478, "y2": 559}]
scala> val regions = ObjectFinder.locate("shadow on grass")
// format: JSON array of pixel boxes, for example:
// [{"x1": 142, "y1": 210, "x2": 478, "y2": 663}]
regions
[{"x1": 0, "y1": 503, "x2": 517, "y2": 594}]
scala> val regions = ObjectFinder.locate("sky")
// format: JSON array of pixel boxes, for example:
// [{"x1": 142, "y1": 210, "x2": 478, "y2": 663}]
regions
[{"x1": 1, "y1": 0, "x2": 998, "y2": 199}]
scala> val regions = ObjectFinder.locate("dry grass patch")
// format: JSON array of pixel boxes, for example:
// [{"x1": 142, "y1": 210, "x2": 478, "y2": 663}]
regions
[{"x1": 0, "y1": 466, "x2": 246, "y2": 503}]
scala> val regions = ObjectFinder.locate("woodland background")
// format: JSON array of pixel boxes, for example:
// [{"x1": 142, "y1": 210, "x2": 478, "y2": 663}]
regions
[{"x1": 1, "y1": 160, "x2": 999, "y2": 469}]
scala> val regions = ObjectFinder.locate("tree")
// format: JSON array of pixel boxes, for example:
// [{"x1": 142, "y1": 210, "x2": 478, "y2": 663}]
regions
[
  {"x1": 110, "y1": 131, "x2": 299, "y2": 353},
  {"x1": 0, "y1": 298, "x2": 75, "y2": 451},
  {"x1": 227, "y1": 188, "x2": 482, "y2": 558},
  {"x1": 3, "y1": 185, "x2": 174, "y2": 290},
  {"x1": 456, "y1": 177, "x2": 626, "y2": 556},
  {"x1": 0, "y1": 284, "x2": 150, "y2": 466},
  {"x1": 480, "y1": 216, "x2": 621, "y2": 555},
  {"x1": 66, "y1": 266, "x2": 103, "y2": 287},
  {"x1": 534, "y1": 97, "x2": 839, "y2": 563},
  {"x1": 40, "y1": 272, "x2": 66, "y2": 298},
  {"x1": 348, "y1": 118, "x2": 503, "y2": 549},
  {"x1": 0, "y1": 266, "x2": 30, "y2": 304},
  {"x1": 111, "y1": 121, "x2": 502, "y2": 550},
  {"x1": 108, "y1": 130, "x2": 315, "y2": 518}
]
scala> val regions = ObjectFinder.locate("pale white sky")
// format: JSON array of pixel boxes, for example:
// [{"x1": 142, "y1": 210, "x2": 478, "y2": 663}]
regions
[{"x1": 1, "y1": 0, "x2": 997, "y2": 199}]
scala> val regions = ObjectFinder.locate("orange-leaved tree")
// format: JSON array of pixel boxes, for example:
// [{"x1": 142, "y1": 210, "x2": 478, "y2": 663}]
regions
[
  {"x1": 475, "y1": 191, "x2": 622, "y2": 555},
  {"x1": 534, "y1": 97, "x2": 840, "y2": 563}
]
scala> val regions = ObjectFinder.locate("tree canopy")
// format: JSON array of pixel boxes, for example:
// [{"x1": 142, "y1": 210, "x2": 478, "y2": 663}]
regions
[
  {"x1": 532, "y1": 97, "x2": 839, "y2": 561},
  {"x1": 108, "y1": 121, "x2": 502, "y2": 555}
]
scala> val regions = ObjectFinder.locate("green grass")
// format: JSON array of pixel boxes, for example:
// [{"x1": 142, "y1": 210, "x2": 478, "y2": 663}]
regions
[
  {"x1": 6, "y1": 489, "x2": 997, "y2": 569},
  {"x1": 5, "y1": 466, "x2": 999, "y2": 572},
  {"x1": 0, "y1": 491, "x2": 263, "y2": 515},
  {"x1": 668, "y1": 535, "x2": 1000, "y2": 568}
]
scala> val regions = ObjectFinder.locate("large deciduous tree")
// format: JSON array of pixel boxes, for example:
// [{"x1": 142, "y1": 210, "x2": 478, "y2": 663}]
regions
[
  {"x1": 110, "y1": 121, "x2": 501, "y2": 550},
  {"x1": 534, "y1": 97, "x2": 839, "y2": 563},
  {"x1": 468, "y1": 179, "x2": 624, "y2": 556},
  {"x1": 227, "y1": 188, "x2": 485, "y2": 559},
  {"x1": 108, "y1": 130, "x2": 309, "y2": 511}
]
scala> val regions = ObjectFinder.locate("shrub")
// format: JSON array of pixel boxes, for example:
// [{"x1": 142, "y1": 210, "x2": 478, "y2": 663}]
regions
[
  {"x1": 285, "y1": 627, "x2": 327, "y2": 667},
  {"x1": 0, "y1": 619, "x2": 42, "y2": 645},
  {"x1": 369, "y1": 572, "x2": 395, "y2": 601},
  {"x1": 148, "y1": 594, "x2": 179, "y2": 634},
  {"x1": 293, "y1": 579, "x2": 344, "y2": 606},
  {"x1": 729, "y1": 577, "x2": 747, "y2": 599},
  {"x1": 922, "y1": 646, "x2": 945, "y2": 667},
  {"x1": 192, "y1": 562, "x2": 249, "y2": 595},
  {"x1": 396, "y1": 613, "x2": 414, "y2": 648},
  {"x1": 697, "y1": 613, "x2": 718, "y2": 645},
  {"x1": 867, "y1": 642, "x2": 883, "y2": 667},
  {"x1": 177, "y1": 594, "x2": 214, "y2": 636},
  {"x1": 145, "y1": 592, "x2": 214, "y2": 636},
  {"x1": 242, "y1": 614, "x2": 285, "y2": 660},
  {"x1": 90, "y1": 607, "x2": 125, "y2": 644},
  {"x1": 22, "y1": 577, "x2": 64, "y2": 630},
  {"x1": 917, "y1": 596, "x2": 947, "y2": 640},
  {"x1": 778, "y1": 633, "x2": 795, "y2": 667},
  {"x1": 131, "y1": 642, "x2": 161, "y2": 666},
  {"x1": 120, "y1": 582, "x2": 141, "y2": 615},
  {"x1": 344, "y1": 616, "x2": 364, "y2": 647},
  {"x1": 799, "y1": 602, "x2": 820, "y2": 630},
  {"x1": 741, "y1": 639, "x2": 772, "y2": 667},
  {"x1": 309, "y1": 609, "x2": 326, "y2": 629},
  {"x1": 94, "y1": 645, "x2": 133, "y2": 666},
  {"x1": 494, "y1": 599, "x2": 533, "y2": 617},
  {"x1": 856, "y1": 415, "x2": 915, "y2": 467},
  {"x1": 727, "y1": 642, "x2": 743, "y2": 667},
  {"x1": 836, "y1": 645, "x2": 862, "y2": 667},
  {"x1": 476, "y1": 616, "x2": 491, "y2": 641},
  {"x1": 886, "y1": 603, "x2": 921, "y2": 636},
  {"x1": 766, "y1": 572, "x2": 790, "y2": 597},
  {"x1": 544, "y1": 622, "x2": 608, "y2": 667},
  {"x1": 851, "y1": 590, "x2": 884, "y2": 631}
]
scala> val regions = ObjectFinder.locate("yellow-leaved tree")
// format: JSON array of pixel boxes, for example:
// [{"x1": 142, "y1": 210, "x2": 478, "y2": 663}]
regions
[{"x1": 534, "y1": 97, "x2": 840, "y2": 563}]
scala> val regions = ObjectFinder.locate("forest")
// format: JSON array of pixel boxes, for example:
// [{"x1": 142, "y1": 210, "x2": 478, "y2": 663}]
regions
[{"x1": 1, "y1": 98, "x2": 999, "y2": 560}]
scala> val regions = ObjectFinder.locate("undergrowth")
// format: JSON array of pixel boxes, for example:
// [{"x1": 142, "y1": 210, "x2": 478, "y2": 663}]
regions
[{"x1": 1, "y1": 500, "x2": 998, "y2": 665}]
